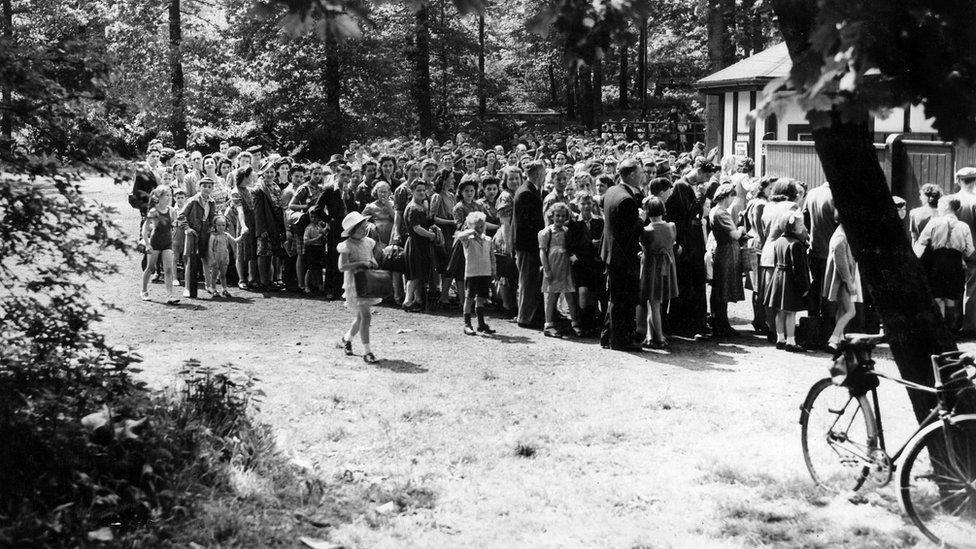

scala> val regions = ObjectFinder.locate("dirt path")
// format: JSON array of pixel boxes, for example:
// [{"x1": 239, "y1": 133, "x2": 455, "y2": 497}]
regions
[{"x1": 87, "y1": 177, "x2": 956, "y2": 547}]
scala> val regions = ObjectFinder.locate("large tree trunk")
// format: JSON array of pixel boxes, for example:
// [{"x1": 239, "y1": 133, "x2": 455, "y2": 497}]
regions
[
  {"x1": 167, "y1": 0, "x2": 187, "y2": 149},
  {"x1": 592, "y1": 57, "x2": 603, "y2": 129},
  {"x1": 410, "y1": 4, "x2": 433, "y2": 138},
  {"x1": 548, "y1": 62, "x2": 558, "y2": 107},
  {"x1": 772, "y1": 0, "x2": 970, "y2": 422},
  {"x1": 707, "y1": 0, "x2": 735, "y2": 71},
  {"x1": 1, "y1": 0, "x2": 12, "y2": 145},
  {"x1": 565, "y1": 62, "x2": 576, "y2": 121},
  {"x1": 477, "y1": 12, "x2": 486, "y2": 120},
  {"x1": 618, "y1": 41, "x2": 629, "y2": 110},
  {"x1": 322, "y1": 34, "x2": 342, "y2": 156},
  {"x1": 637, "y1": 17, "x2": 647, "y2": 116},
  {"x1": 579, "y1": 64, "x2": 593, "y2": 128}
]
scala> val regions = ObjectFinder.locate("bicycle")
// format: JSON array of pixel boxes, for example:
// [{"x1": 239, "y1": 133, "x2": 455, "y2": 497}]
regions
[{"x1": 798, "y1": 333, "x2": 976, "y2": 548}]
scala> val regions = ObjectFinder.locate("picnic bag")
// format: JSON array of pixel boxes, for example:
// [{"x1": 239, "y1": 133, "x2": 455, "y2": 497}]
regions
[
  {"x1": 354, "y1": 269, "x2": 393, "y2": 299},
  {"x1": 796, "y1": 315, "x2": 829, "y2": 350},
  {"x1": 380, "y1": 245, "x2": 406, "y2": 273}
]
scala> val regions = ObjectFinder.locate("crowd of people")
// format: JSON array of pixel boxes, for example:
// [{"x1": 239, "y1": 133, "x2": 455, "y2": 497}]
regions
[{"x1": 128, "y1": 130, "x2": 976, "y2": 362}]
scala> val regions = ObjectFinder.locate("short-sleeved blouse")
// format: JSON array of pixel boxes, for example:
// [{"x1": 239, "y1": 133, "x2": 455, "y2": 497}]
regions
[
  {"x1": 453, "y1": 200, "x2": 486, "y2": 229},
  {"x1": 405, "y1": 201, "x2": 429, "y2": 230}
]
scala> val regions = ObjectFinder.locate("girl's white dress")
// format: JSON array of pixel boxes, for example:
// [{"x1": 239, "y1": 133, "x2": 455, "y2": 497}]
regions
[{"x1": 338, "y1": 236, "x2": 382, "y2": 307}]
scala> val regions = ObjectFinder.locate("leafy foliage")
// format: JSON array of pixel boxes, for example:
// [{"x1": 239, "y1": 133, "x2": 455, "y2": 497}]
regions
[{"x1": 763, "y1": 0, "x2": 976, "y2": 142}]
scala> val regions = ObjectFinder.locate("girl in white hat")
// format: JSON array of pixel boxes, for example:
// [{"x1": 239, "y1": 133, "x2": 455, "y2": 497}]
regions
[{"x1": 337, "y1": 211, "x2": 381, "y2": 363}]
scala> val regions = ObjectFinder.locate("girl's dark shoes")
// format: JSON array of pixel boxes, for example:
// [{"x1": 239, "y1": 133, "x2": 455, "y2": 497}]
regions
[
  {"x1": 363, "y1": 352, "x2": 377, "y2": 364},
  {"x1": 785, "y1": 343, "x2": 807, "y2": 353},
  {"x1": 477, "y1": 323, "x2": 496, "y2": 334},
  {"x1": 776, "y1": 341, "x2": 786, "y2": 350}
]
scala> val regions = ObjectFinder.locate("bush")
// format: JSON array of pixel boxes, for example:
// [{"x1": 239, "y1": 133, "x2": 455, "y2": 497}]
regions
[{"x1": 0, "y1": 169, "x2": 272, "y2": 545}]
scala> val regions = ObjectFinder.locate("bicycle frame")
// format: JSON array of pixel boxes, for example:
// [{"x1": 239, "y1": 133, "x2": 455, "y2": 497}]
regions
[{"x1": 868, "y1": 370, "x2": 940, "y2": 464}]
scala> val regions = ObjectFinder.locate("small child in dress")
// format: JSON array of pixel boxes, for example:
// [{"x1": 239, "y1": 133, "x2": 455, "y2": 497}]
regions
[
  {"x1": 302, "y1": 209, "x2": 329, "y2": 294},
  {"x1": 337, "y1": 212, "x2": 382, "y2": 364},
  {"x1": 539, "y1": 202, "x2": 581, "y2": 338},
  {"x1": 455, "y1": 211, "x2": 497, "y2": 335},
  {"x1": 208, "y1": 215, "x2": 244, "y2": 298},
  {"x1": 640, "y1": 197, "x2": 679, "y2": 349},
  {"x1": 763, "y1": 210, "x2": 810, "y2": 352}
]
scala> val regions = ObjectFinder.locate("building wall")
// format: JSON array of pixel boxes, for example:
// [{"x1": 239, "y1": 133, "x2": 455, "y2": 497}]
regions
[{"x1": 711, "y1": 86, "x2": 939, "y2": 173}]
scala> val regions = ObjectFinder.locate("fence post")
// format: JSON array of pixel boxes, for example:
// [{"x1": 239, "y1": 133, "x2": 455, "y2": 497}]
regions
[{"x1": 885, "y1": 133, "x2": 904, "y2": 195}]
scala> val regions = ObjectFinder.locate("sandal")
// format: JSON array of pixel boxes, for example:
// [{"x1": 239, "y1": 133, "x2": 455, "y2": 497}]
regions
[
  {"x1": 337, "y1": 337, "x2": 353, "y2": 356},
  {"x1": 363, "y1": 352, "x2": 378, "y2": 364}
]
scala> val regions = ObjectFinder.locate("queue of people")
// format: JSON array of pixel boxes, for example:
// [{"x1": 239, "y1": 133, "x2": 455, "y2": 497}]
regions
[{"x1": 128, "y1": 131, "x2": 976, "y2": 361}]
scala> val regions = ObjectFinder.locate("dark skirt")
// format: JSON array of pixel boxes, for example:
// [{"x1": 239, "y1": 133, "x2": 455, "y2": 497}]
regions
[
  {"x1": 711, "y1": 242, "x2": 744, "y2": 303},
  {"x1": 404, "y1": 235, "x2": 434, "y2": 283},
  {"x1": 764, "y1": 265, "x2": 806, "y2": 312},
  {"x1": 926, "y1": 248, "x2": 964, "y2": 299},
  {"x1": 239, "y1": 210, "x2": 257, "y2": 261}
]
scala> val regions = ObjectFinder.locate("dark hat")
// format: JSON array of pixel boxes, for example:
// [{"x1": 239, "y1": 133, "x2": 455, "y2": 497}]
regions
[
  {"x1": 160, "y1": 148, "x2": 176, "y2": 162},
  {"x1": 327, "y1": 154, "x2": 343, "y2": 166},
  {"x1": 197, "y1": 177, "x2": 216, "y2": 187}
]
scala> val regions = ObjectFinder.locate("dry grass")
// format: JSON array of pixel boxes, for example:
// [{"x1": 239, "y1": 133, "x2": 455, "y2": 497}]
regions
[{"x1": 83, "y1": 177, "x2": 966, "y2": 547}]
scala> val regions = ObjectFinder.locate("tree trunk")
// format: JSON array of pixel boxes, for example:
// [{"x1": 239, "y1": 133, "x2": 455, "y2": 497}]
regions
[
  {"x1": 579, "y1": 64, "x2": 593, "y2": 128},
  {"x1": 592, "y1": 57, "x2": 603, "y2": 129},
  {"x1": 411, "y1": 3, "x2": 433, "y2": 138},
  {"x1": 707, "y1": 0, "x2": 735, "y2": 71},
  {"x1": 772, "y1": 0, "x2": 971, "y2": 423},
  {"x1": 167, "y1": 0, "x2": 187, "y2": 149},
  {"x1": 637, "y1": 17, "x2": 647, "y2": 117},
  {"x1": 548, "y1": 62, "x2": 558, "y2": 107},
  {"x1": 477, "y1": 12, "x2": 486, "y2": 120},
  {"x1": 566, "y1": 62, "x2": 576, "y2": 121},
  {"x1": 1, "y1": 0, "x2": 12, "y2": 144},
  {"x1": 323, "y1": 34, "x2": 342, "y2": 156},
  {"x1": 618, "y1": 41, "x2": 629, "y2": 110}
]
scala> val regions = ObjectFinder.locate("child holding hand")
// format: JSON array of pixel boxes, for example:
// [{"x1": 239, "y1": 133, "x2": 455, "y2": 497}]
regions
[
  {"x1": 538, "y1": 202, "x2": 581, "y2": 338},
  {"x1": 208, "y1": 215, "x2": 245, "y2": 297},
  {"x1": 455, "y1": 211, "x2": 497, "y2": 335}
]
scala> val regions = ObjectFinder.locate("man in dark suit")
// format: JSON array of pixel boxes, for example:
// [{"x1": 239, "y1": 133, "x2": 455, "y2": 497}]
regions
[
  {"x1": 665, "y1": 165, "x2": 712, "y2": 339},
  {"x1": 601, "y1": 158, "x2": 645, "y2": 351},
  {"x1": 512, "y1": 160, "x2": 547, "y2": 327}
]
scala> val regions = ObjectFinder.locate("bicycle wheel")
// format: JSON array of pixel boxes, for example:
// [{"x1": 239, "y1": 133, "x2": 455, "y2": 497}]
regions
[
  {"x1": 800, "y1": 378, "x2": 879, "y2": 493},
  {"x1": 900, "y1": 415, "x2": 976, "y2": 549}
]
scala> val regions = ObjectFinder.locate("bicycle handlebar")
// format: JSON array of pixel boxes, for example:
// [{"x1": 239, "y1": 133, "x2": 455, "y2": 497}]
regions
[{"x1": 934, "y1": 351, "x2": 975, "y2": 367}]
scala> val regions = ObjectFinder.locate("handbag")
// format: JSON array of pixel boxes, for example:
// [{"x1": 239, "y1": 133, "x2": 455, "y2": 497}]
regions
[
  {"x1": 444, "y1": 238, "x2": 466, "y2": 279},
  {"x1": 381, "y1": 245, "x2": 406, "y2": 273},
  {"x1": 354, "y1": 269, "x2": 393, "y2": 299},
  {"x1": 287, "y1": 209, "x2": 310, "y2": 234}
]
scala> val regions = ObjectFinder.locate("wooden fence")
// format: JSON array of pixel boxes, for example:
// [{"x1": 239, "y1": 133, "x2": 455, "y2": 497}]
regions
[{"x1": 763, "y1": 136, "x2": 976, "y2": 207}]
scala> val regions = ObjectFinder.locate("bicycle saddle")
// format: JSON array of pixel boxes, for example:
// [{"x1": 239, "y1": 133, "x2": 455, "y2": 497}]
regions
[{"x1": 840, "y1": 333, "x2": 887, "y2": 349}]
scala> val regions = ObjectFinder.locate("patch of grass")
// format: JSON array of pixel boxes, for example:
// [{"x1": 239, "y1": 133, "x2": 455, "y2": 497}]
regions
[
  {"x1": 514, "y1": 440, "x2": 538, "y2": 458},
  {"x1": 400, "y1": 407, "x2": 443, "y2": 422},
  {"x1": 326, "y1": 427, "x2": 348, "y2": 442}
]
